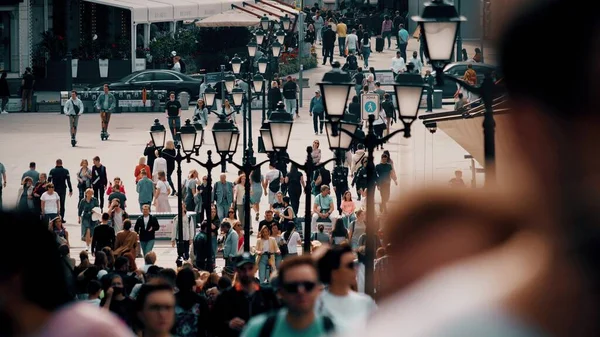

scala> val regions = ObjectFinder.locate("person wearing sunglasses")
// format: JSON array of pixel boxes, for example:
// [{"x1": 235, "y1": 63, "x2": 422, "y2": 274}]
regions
[
  {"x1": 315, "y1": 244, "x2": 376, "y2": 335},
  {"x1": 241, "y1": 255, "x2": 335, "y2": 337}
]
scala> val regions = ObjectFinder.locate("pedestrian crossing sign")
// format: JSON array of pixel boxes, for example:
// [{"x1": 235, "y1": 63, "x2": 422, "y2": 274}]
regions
[{"x1": 361, "y1": 93, "x2": 380, "y2": 120}]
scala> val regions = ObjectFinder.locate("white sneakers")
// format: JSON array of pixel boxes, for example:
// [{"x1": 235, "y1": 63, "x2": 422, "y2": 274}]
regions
[{"x1": 0, "y1": 110, "x2": 8, "y2": 114}]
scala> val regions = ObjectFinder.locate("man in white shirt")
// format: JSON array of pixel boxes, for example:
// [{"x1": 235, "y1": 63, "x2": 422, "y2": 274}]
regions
[
  {"x1": 408, "y1": 51, "x2": 423, "y2": 74},
  {"x1": 316, "y1": 244, "x2": 376, "y2": 335},
  {"x1": 345, "y1": 28, "x2": 359, "y2": 54},
  {"x1": 63, "y1": 90, "x2": 84, "y2": 146},
  {"x1": 390, "y1": 51, "x2": 406, "y2": 77},
  {"x1": 263, "y1": 162, "x2": 282, "y2": 205}
]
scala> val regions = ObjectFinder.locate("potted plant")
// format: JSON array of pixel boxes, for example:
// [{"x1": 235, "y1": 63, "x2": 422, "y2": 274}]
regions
[{"x1": 98, "y1": 47, "x2": 111, "y2": 78}]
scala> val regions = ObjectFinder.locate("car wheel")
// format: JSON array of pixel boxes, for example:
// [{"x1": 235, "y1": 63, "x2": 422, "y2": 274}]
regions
[{"x1": 176, "y1": 90, "x2": 191, "y2": 105}]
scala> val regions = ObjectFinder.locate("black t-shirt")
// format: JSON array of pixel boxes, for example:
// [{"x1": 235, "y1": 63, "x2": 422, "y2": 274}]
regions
[
  {"x1": 165, "y1": 100, "x2": 181, "y2": 117},
  {"x1": 92, "y1": 224, "x2": 115, "y2": 254},
  {"x1": 23, "y1": 73, "x2": 35, "y2": 89},
  {"x1": 259, "y1": 219, "x2": 278, "y2": 232},
  {"x1": 287, "y1": 171, "x2": 303, "y2": 192},
  {"x1": 100, "y1": 296, "x2": 135, "y2": 328},
  {"x1": 376, "y1": 163, "x2": 393, "y2": 184}
]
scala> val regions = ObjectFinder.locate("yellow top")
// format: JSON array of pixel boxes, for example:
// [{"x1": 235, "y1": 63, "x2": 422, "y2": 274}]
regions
[{"x1": 337, "y1": 22, "x2": 347, "y2": 37}]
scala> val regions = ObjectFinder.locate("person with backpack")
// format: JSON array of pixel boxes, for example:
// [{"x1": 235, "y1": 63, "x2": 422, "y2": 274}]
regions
[
  {"x1": 170, "y1": 51, "x2": 187, "y2": 74},
  {"x1": 212, "y1": 252, "x2": 280, "y2": 337},
  {"x1": 343, "y1": 50, "x2": 359, "y2": 76},
  {"x1": 63, "y1": 90, "x2": 84, "y2": 147},
  {"x1": 263, "y1": 162, "x2": 282, "y2": 206},
  {"x1": 241, "y1": 255, "x2": 335, "y2": 337},
  {"x1": 172, "y1": 268, "x2": 210, "y2": 337}
]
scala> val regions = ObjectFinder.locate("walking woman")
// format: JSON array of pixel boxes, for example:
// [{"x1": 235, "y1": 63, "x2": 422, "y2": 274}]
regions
[
  {"x1": 154, "y1": 171, "x2": 172, "y2": 213},
  {"x1": 161, "y1": 140, "x2": 177, "y2": 196},
  {"x1": 330, "y1": 218, "x2": 349, "y2": 245},
  {"x1": 78, "y1": 188, "x2": 99, "y2": 251},
  {"x1": 223, "y1": 99, "x2": 236, "y2": 124},
  {"x1": 255, "y1": 225, "x2": 279, "y2": 283},
  {"x1": 50, "y1": 216, "x2": 69, "y2": 247},
  {"x1": 233, "y1": 174, "x2": 246, "y2": 230},
  {"x1": 33, "y1": 172, "x2": 48, "y2": 215},
  {"x1": 285, "y1": 164, "x2": 305, "y2": 216},
  {"x1": 361, "y1": 33, "x2": 371, "y2": 68},
  {"x1": 134, "y1": 156, "x2": 151, "y2": 184},
  {"x1": 184, "y1": 169, "x2": 198, "y2": 213},
  {"x1": 283, "y1": 222, "x2": 301, "y2": 258},
  {"x1": 250, "y1": 169, "x2": 264, "y2": 222},
  {"x1": 77, "y1": 159, "x2": 92, "y2": 201},
  {"x1": 306, "y1": 23, "x2": 316, "y2": 46},
  {"x1": 194, "y1": 98, "x2": 209, "y2": 127},
  {"x1": 17, "y1": 176, "x2": 34, "y2": 211}
]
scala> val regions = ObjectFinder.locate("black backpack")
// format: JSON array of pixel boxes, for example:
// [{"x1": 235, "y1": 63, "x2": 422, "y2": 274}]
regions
[
  {"x1": 320, "y1": 169, "x2": 331, "y2": 186},
  {"x1": 259, "y1": 311, "x2": 335, "y2": 337},
  {"x1": 179, "y1": 59, "x2": 187, "y2": 73},
  {"x1": 269, "y1": 173, "x2": 281, "y2": 193},
  {"x1": 347, "y1": 55, "x2": 358, "y2": 70}
]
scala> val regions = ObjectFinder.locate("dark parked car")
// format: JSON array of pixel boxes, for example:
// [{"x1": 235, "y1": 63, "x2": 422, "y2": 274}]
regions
[
  {"x1": 434, "y1": 62, "x2": 501, "y2": 98},
  {"x1": 88, "y1": 70, "x2": 201, "y2": 103}
]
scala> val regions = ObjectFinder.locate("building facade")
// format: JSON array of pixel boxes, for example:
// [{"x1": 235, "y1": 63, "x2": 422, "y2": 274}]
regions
[{"x1": 0, "y1": 0, "x2": 32, "y2": 76}]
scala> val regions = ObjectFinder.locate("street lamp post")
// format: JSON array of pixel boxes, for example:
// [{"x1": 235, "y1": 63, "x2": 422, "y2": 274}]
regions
[
  {"x1": 317, "y1": 69, "x2": 425, "y2": 297},
  {"x1": 413, "y1": 0, "x2": 496, "y2": 184},
  {"x1": 261, "y1": 104, "x2": 338, "y2": 253},
  {"x1": 149, "y1": 118, "x2": 223, "y2": 272}
]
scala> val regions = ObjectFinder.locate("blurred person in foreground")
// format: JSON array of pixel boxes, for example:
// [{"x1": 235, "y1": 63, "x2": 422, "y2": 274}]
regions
[
  {"x1": 344, "y1": 0, "x2": 600, "y2": 336},
  {"x1": 241, "y1": 256, "x2": 335, "y2": 337},
  {"x1": 0, "y1": 211, "x2": 134, "y2": 337}
]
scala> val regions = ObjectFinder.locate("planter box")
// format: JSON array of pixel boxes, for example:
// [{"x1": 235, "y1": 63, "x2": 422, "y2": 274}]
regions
[{"x1": 37, "y1": 102, "x2": 62, "y2": 112}]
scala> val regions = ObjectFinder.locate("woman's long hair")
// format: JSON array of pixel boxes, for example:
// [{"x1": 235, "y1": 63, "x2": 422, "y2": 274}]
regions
[{"x1": 251, "y1": 168, "x2": 262, "y2": 183}]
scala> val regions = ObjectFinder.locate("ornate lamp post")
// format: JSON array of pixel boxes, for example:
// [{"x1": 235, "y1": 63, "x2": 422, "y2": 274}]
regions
[{"x1": 413, "y1": 0, "x2": 497, "y2": 184}]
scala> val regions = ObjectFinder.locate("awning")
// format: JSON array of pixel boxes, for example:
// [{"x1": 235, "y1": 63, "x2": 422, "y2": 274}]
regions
[
  {"x1": 83, "y1": 0, "x2": 149, "y2": 23},
  {"x1": 196, "y1": 9, "x2": 260, "y2": 27},
  {"x1": 118, "y1": 0, "x2": 174, "y2": 22},
  {"x1": 433, "y1": 113, "x2": 517, "y2": 183}
]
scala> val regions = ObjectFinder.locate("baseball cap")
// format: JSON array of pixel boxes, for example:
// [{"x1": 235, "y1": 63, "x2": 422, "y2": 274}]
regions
[
  {"x1": 315, "y1": 89, "x2": 320, "y2": 94},
  {"x1": 236, "y1": 252, "x2": 255, "y2": 268},
  {"x1": 171, "y1": 51, "x2": 177, "y2": 56}
]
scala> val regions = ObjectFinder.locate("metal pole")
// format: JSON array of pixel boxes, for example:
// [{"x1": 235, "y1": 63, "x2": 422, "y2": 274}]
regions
[
  {"x1": 480, "y1": 0, "x2": 485, "y2": 63},
  {"x1": 262, "y1": 80, "x2": 266, "y2": 123},
  {"x1": 243, "y1": 158, "x2": 252, "y2": 251},
  {"x1": 242, "y1": 103, "x2": 247, "y2": 159},
  {"x1": 205, "y1": 151, "x2": 215, "y2": 272},
  {"x1": 65, "y1": 0, "x2": 72, "y2": 92},
  {"x1": 176, "y1": 148, "x2": 184, "y2": 256},
  {"x1": 303, "y1": 147, "x2": 314, "y2": 253},
  {"x1": 455, "y1": 0, "x2": 462, "y2": 61},
  {"x1": 482, "y1": 74, "x2": 495, "y2": 185},
  {"x1": 247, "y1": 80, "x2": 255, "y2": 165},
  {"x1": 298, "y1": 12, "x2": 304, "y2": 107},
  {"x1": 364, "y1": 114, "x2": 377, "y2": 297},
  {"x1": 220, "y1": 65, "x2": 226, "y2": 116}
]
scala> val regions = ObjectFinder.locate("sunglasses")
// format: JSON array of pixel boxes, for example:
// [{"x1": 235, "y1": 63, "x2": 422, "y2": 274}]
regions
[
  {"x1": 281, "y1": 281, "x2": 317, "y2": 293},
  {"x1": 344, "y1": 261, "x2": 357, "y2": 270},
  {"x1": 229, "y1": 211, "x2": 235, "y2": 214}
]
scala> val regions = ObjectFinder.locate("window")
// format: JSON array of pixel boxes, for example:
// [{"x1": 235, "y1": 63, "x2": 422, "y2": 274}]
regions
[
  {"x1": 130, "y1": 73, "x2": 153, "y2": 82},
  {"x1": 154, "y1": 72, "x2": 180, "y2": 81}
]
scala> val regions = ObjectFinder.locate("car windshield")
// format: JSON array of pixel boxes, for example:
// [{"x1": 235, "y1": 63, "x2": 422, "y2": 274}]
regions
[{"x1": 120, "y1": 72, "x2": 140, "y2": 82}]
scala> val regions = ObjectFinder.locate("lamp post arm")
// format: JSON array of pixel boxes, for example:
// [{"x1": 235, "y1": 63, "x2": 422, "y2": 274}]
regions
[
  {"x1": 185, "y1": 155, "x2": 223, "y2": 171},
  {"x1": 287, "y1": 157, "x2": 337, "y2": 172},
  {"x1": 227, "y1": 158, "x2": 271, "y2": 172}
]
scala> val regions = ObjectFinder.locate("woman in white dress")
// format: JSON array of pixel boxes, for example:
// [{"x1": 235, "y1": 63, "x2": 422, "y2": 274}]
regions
[
  {"x1": 153, "y1": 171, "x2": 171, "y2": 213},
  {"x1": 152, "y1": 150, "x2": 167, "y2": 183}
]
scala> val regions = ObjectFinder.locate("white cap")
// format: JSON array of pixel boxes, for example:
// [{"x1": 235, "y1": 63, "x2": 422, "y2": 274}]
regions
[{"x1": 171, "y1": 51, "x2": 177, "y2": 56}]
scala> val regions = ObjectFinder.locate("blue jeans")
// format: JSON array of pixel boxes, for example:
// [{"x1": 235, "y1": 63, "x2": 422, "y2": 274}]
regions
[
  {"x1": 382, "y1": 31, "x2": 392, "y2": 48},
  {"x1": 312, "y1": 112, "x2": 324, "y2": 133},
  {"x1": 258, "y1": 254, "x2": 272, "y2": 283},
  {"x1": 216, "y1": 202, "x2": 230, "y2": 221},
  {"x1": 168, "y1": 117, "x2": 181, "y2": 142},
  {"x1": 284, "y1": 99, "x2": 296, "y2": 115},
  {"x1": 362, "y1": 46, "x2": 371, "y2": 67},
  {"x1": 338, "y1": 37, "x2": 346, "y2": 55},
  {"x1": 141, "y1": 240, "x2": 155, "y2": 256}
]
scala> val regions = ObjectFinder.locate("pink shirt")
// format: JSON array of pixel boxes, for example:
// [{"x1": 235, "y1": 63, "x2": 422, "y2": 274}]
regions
[{"x1": 341, "y1": 200, "x2": 356, "y2": 215}]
